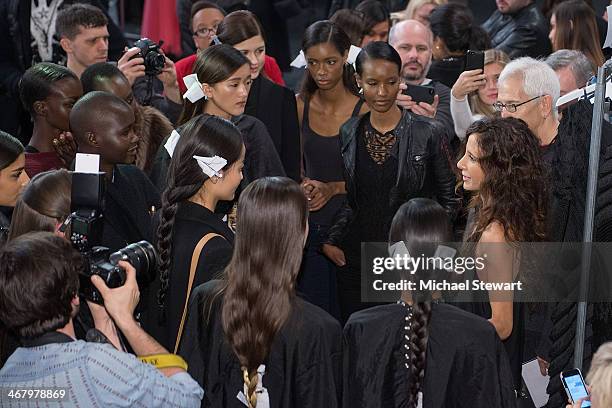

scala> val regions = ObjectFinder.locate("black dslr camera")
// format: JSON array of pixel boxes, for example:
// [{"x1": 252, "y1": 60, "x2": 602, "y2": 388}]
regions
[
  {"x1": 69, "y1": 171, "x2": 157, "y2": 304},
  {"x1": 133, "y1": 38, "x2": 165, "y2": 76}
]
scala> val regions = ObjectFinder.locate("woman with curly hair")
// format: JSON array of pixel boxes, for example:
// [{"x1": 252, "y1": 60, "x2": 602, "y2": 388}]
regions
[{"x1": 457, "y1": 116, "x2": 548, "y2": 391}]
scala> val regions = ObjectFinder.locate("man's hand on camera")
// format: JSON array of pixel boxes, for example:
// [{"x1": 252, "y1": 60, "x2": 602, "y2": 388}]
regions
[
  {"x1": 118, "y1": 47, "x2": 146, "y2": 85},
  {"x1": 158, "y1": 53, "x2": 181, "y2": 104},
  {"x1": 91, "y1": 260, "x2": 140, "y2": 329}
]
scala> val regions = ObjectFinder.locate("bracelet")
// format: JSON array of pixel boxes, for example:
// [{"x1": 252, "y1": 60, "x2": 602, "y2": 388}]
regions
[{"x1": 138, "y1": 354, "x2": 188, "y2": 371}]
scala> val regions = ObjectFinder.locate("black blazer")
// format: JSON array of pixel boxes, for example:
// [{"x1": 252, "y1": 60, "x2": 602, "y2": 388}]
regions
[
  {"x1": 325, "y1": 110, "x2": 460, "y2": 246},
  {"x1": 245, "y1": 75, "x2": 301, "y2": 181},
  {"x1": 148, "y1": 201, "x2": 235, "y2": 351}
]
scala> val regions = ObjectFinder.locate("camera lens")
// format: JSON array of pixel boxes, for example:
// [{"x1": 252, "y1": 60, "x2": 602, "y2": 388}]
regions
[{"x1": 109, "y1": 241, "x2": 157, "y2": 286}]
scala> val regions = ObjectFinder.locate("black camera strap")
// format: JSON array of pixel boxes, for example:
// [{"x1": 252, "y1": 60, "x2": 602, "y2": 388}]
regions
[{"x1": 21, "y1": 331, "x2": 75, "y2": 347}]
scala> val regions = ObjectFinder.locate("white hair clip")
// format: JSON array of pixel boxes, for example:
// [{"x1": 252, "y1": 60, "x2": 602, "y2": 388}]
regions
[
  {"x1": 290, "y1": 45, "x2": 362, "y2": 69},
  {"x1": 164, "y1": 129, "x2": 181, "y2": 158},
  {"x1": 290, "y1": 50, "x2": 307, "y2": 68},
  {"x1": 193, "y1": 155, "x2": 227, "y2": 178},
  {"x1": 183, "y1": 73, "x2": 207, "y2": 103},
  {"x1": 347, "y1": 45, "x2": 362, "y2": 67},
  {"x1": 388, "y1": 240, "x2": 410, "y2": 258}
]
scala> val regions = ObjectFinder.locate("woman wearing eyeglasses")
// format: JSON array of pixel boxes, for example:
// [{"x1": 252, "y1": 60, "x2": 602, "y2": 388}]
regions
[{"x1": 175, "y1": 3, "x2": 286, "y2": 96}]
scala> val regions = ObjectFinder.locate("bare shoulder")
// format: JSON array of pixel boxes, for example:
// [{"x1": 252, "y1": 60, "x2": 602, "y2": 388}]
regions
[{"x1": 480, "y1": 221, "x2": 507, "y2": 244}]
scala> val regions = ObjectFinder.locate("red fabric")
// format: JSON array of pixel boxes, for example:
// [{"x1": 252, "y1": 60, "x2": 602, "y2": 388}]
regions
[
  {"x1": 175, "y1": 54, "x2": 197, "y2": 94},
  {"x1": 175, "y1": 54, "x2": 285, "y2": 94},
  {"x1": 263, "y1": 56, "x2": 285, "y2": 86},
  {"x1": 141, "y1": 0, "x2": 182, "y2": 57},
  {"x1": 25, "y1": 152, "x2": 63, "y2": 178}
]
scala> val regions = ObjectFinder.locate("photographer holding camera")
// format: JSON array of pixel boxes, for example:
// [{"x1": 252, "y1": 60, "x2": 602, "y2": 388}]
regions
[
  {"x1": 56, "y1": 3, "x2": 183, "y2": 124},
  {"x1": 0, "y1": 232, "x2": 203, "y2": 406}
]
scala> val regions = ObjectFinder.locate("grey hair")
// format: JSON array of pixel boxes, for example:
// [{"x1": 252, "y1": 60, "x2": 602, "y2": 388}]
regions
[
  {"x1": 499, "y1": 57, "x2": 560, "y2": 119},
  {"x1": 545, "y1": 49, "x2": 594, "y2": 89}
]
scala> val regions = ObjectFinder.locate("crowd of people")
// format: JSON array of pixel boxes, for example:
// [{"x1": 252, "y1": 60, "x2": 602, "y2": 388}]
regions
[{"x1": 1, "y1": 0, "x2": 612, "y2": 407}]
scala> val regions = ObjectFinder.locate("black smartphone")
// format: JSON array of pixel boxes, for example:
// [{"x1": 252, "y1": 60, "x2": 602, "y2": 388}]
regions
[
  {"x1": 464, "y1": 50, "x2": 485, "y2": 71},
  {"x1": 402, "y1": 84, "x2": 435, "y2": 105},
  {"x1": 561, "y1": 369, "x2": 591, "y2": 407}
]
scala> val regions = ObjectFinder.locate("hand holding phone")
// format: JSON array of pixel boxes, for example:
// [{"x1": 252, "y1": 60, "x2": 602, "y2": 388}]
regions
[
  {"x1": 402, "y1": 84, "x2": 435, "y2": 105},
  {"x1": 561, "y1": 369, "x2": 591, "y2": 407}
]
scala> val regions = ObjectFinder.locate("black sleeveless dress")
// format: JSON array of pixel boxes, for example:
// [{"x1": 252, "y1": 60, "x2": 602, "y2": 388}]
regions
[{"x1": 298, "y1": 97, "x2": 364, "y2": 318}]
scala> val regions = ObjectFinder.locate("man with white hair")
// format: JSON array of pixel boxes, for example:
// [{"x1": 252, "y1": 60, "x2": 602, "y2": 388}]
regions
[
  {"x1": 496, "y1": 57, "x2": 604, "y2": 408},
  {"x1": 495, "y1": 57, "x2": 560, "y2": 153},
  {"x1": 389, "y1": 19, "x2": 455, "y2": 142}
]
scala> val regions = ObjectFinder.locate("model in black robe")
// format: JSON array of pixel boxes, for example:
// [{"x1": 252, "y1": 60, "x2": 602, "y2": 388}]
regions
[
  {"x1": 179, "y1": 280, "x2": 343, "y2": 408},
  {"x1": 343, "y1": 302, "x2": 517, "y2": 408},
  {"x1": 245, "y1": 75, "x2": 300, "y2": 182},
  {"x1": 145, "y1": 202, "x2": 235, "y2": 351}
]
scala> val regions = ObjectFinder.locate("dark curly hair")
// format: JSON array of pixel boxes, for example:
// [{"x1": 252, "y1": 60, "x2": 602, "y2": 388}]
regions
[{"x1": 464, "y1": 117, "x2": 548, "y2": 243}]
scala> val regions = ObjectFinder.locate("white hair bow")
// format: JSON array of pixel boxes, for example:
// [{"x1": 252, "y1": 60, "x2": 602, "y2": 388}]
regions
[
  {"x1": 193, "y1": 155, "x2": 227, "y2": 178},
  {"x1": 290, "y1": 45, "x2": 362, "y2": 68},
  {"x1": 183, "y1": 73, "x2": 207, "y2": 103},
  {"x1": 164, "y1": 129, "x2": 181, "y2": 158}
]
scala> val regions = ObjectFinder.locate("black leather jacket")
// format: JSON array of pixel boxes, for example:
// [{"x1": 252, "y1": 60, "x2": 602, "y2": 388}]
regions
[
  {"x1": 482, "y1": 2, "x2": 552, "y2": 59},
  {"x1": 324, "y1": 110, "x2": 460, "y2": 246}
]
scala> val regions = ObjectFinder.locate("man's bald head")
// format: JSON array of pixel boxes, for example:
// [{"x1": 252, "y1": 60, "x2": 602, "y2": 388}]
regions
[
  {"x1": 70, "y1": 91, "x2": 137, "y2": 166},
  {"x1": 389, "y1": 19, "x2": 433, "y2": 47},
  {"x1": 389, "y1": 20, "x2": 433, "y2": 83},
  {"x1": 70, "y1": 91, "x2": 132, "y2": 142}
]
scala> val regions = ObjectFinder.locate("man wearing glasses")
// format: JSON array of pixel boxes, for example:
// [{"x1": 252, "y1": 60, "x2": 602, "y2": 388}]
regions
[
  {"x1": 495, "y1": 57, "x2": 560, "y2": 156},
  {"x1": 495, "y1": 57, "x2": 605, "y2": 408}
]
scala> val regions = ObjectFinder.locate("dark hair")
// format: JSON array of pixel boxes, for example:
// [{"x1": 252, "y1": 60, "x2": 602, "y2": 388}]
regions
[
  {"x1": 464, "y1": 117, "x2": 548, "y2": 242},
  {"x1": 19, "y1": 63, "x2": 79, "y2": 115},
  {"x1": 552, "y1": 0, "x2": 604, "y2": 68},
  {"x1": 56, "y1": 3, "x2": 108, "y2": 40},
  {"x1": 8, "y1": 169, "x2": 72, "y2": 242},
  {"x1": 81, "y1": 62, "x2": 126, "y2": 94},
  {"x1": 219, "y1": 177, "x2": 308, "y2": 407},
  {"x1": 157, "y1": 115, "x2": 243, "y2": 308},
  {"x1": 388, "y1": 198, "x2": 452, "y2": 408},
  {"x1": 299, "y1": 20, "x2": 360, "y2": 98},
  {"x1": 0, "y1": 232, "x2": 81, "y2": 339},
  {"x1": 0, "y1": 131, "x2": 24, "y2": 171},
  {"x1": 330, "y1": 9, "x2": 366, "y2": 46},
  {"x1": 191, "y1": 0, "x2": 226, "y2": 24},
  {"x1": 355, "y1": 41, "x2": 402, "y2": 75},
  {"x1": 178, "y1": 44, "x2": 249, "y2": 125},
  {"x1": 216, "y1": 10, "x2": 265, "y2": 45},
  {"x1": 542, "y1": 0, "x2": 594, "y2": 18},
  {"x1": 429, "y1": 3, "x2": 489, "y2": 54},
  {"x1": 354, "y1": 0, "x2": 390, "y2": 36}
]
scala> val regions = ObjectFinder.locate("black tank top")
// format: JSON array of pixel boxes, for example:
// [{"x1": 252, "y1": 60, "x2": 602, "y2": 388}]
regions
[{"x1": 302, "y1": 97, "x2": 364, "y2": 225}]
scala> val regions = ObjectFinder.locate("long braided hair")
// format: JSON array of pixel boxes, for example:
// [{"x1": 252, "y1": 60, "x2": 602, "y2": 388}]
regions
[
  {"x1": 218, "y1": 177, "x2": 308, "y2": 407},
  {"x1": 156, "y1": 115, "x2": 243, "y2": 313},
  {"x1": 388, "y1": 198, "x2": 453, "y2": 408}
]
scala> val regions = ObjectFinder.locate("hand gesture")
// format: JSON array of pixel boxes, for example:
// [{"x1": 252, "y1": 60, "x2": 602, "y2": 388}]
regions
[
  {"x1": 322, "y1": 243, "x2": 346, "y2": 267},
  {"x1": 451, "y1": 69, "x2": 486, "y2": 100},
  {"x1": 91, "y1": 260, "x2": 140, "y2": 327},
  {"x1": 302, "y1": 178, "x2": 334, "y2": 211},
  {"x1": 52, "y1": 131, "x2": 76, "y2": 167},
  {"x1": 118, "y1": 47, "x2": 146, "y2": 85},
  {"x1": 396, "y1": 83, "x2": 439, "y2": 118}
]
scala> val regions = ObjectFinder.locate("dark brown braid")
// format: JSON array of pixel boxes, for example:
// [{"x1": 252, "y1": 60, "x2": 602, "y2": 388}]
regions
[{"x1": 406, "y1": 302, "x2": 432, "y2": 408}]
